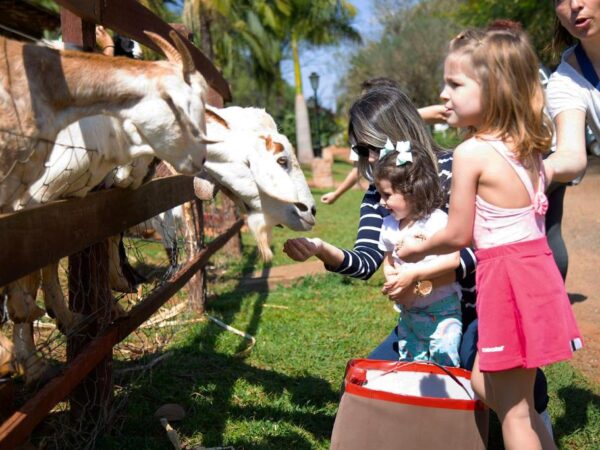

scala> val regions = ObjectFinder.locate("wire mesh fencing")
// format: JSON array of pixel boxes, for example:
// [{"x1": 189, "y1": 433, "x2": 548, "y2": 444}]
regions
[{"x1": 0, "y1": 191, "x2": 243, "y2": 449}]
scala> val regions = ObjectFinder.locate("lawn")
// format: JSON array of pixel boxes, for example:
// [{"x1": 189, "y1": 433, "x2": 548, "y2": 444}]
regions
[{"x1": 93, "y1": 159, "x2": 600, "y2": 450}]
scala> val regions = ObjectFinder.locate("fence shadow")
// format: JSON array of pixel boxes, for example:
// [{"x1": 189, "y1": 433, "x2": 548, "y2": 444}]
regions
[{"x1": 96, "y1": 247, "x2": 338, "y2": 449}]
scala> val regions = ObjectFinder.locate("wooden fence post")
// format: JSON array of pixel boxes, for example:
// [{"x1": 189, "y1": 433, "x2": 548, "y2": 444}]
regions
[
  {"x1": 60, "y1": 8, "x2": 114, "y2": 429},
  {"x1": 183, "y1": 198, "x2": 207, "y2": 313},
  {"x1": 67, "y1": 242, "x2": 113, "y2": 426}
]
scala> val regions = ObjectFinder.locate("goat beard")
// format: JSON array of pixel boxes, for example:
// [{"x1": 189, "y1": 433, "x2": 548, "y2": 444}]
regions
[{"x1": 247, "y1": 213, "x2": 273, "y2": 262}]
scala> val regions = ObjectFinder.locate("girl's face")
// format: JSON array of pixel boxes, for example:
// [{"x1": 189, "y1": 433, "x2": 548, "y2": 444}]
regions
[
  {"x1": 555, "y1": 0, "x2": 600, "y2": 41},
  {"x1": 376, "y1": 178, "x2": 413, "y2": 221},
  {"x1": 440, "y1": 54, "x2": 483, "y2": 129}
]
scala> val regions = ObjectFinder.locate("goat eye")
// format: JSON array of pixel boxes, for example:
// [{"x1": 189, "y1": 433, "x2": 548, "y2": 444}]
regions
[{"x1": 277, "y1": 157, "x2": 288, "y2": 168}]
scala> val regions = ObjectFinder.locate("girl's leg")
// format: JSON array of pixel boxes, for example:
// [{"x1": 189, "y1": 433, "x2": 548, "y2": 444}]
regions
[
  {"x1": 487, "y1": 367, "x2": 556, "y2": 450},
  {"x1": 429, "y1": 316, "x2": 462, "y2": 367},
  {"x1": 470, "y1": 354, "x2": 495, "y2": 410}
]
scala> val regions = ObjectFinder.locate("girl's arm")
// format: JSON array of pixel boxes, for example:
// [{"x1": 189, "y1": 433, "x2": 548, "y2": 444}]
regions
[
  {"x1": 418, "y1": 104, "x2": 448, "y2": 125},
  {"x1": 545, "y1": 109, "x2": 588, "y2": 183},
  {"x1": 382, "y1": 252, "x2": 398, "y2": 282},
  {"x1": 397, "y1": 143, "x2": 481, "y2": 261},
  {"x1": 321, "y1": 166, "x2": 359, "y2": 204},
  {"x1": 383, "y1": 252, "x2": 459, "y2": 293}
]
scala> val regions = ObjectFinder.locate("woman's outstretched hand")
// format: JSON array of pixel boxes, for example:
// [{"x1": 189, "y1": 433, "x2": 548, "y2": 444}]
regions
[{"x1": 283, "y1": 237, "x2": 323, "y2": 262}]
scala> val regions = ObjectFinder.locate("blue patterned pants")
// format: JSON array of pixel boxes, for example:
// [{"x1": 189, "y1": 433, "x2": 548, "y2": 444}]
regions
[{"x1": 396, "y1": 294, "x2": 462, "y2": 367}]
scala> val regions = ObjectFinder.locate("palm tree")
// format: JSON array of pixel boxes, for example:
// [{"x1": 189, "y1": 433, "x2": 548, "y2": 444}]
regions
[
  {"x1": 280, "y1": 0, "x2": 360, "y2": 164},
  {"x1": 182, "y1": 0, "x2": 284, "y2": 98}
]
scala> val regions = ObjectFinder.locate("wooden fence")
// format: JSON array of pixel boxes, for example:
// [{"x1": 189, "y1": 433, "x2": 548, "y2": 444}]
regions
[{"x1": 0, "y1": 1, "x2": 239, "y2": 447}]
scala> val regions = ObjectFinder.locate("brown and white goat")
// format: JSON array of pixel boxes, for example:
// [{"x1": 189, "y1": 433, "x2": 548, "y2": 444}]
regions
[{"x1": 0, "y1": 31, "x2": 211, "y2": 382}]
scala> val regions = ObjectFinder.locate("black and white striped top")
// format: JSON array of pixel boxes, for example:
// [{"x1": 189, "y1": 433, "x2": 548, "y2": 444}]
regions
[{"x1": 328, "y1": 151, "x2": 477, "y2": 321}]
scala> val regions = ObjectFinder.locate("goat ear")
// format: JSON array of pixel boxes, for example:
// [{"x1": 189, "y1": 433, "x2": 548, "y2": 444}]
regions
[
  {"x1": 121, "y1": 119, "x2": 155, "y2": 158},
  {"x1": 247, "y1": 138, "x2": 299, "y2": 204},
  {"x1": 205, "y1": 107, "x2": 230, "y2": 132}
]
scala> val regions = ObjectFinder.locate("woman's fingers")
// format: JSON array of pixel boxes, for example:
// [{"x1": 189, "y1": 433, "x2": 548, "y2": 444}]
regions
[{"x1": 283, "y1": 238, "x2": 317, "y2": 261}]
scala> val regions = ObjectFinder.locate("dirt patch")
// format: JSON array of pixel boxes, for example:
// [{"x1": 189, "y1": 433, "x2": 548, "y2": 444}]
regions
[{"x1": 563, "y1": 157, "x2": 600, "y2": 385}]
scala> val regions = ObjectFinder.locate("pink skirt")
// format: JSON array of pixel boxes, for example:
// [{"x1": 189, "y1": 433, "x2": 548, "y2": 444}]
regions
[{"x1": 475, "y1": 237, "x2": 582, "y2": 372}]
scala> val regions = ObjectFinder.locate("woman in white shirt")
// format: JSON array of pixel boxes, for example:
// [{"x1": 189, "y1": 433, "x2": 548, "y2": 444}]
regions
[{"x1": 546, "y1": 0, "x2": 600, "y2": 182}]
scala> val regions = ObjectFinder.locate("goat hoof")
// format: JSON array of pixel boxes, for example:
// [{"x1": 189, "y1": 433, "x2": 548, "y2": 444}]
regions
[{"x1": 193, "y1": 177, "x2": 216, "y2": 200}]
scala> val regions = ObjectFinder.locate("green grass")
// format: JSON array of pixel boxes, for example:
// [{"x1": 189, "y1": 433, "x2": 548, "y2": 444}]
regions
[
  {"x1": 90, "y1": 181, "x2": 600, "y2": 450},
  {"x1": 97, "y1": 274, "x2": 391, "y2": 450}
]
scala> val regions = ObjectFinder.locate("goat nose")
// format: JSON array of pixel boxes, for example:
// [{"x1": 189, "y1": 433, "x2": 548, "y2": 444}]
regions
[
  {"x1": 294, "y1": 202, "x2": 309, "y2": 212},
  {"x1": 311, "y1": 206, "x2": 317, "y2": 217}
]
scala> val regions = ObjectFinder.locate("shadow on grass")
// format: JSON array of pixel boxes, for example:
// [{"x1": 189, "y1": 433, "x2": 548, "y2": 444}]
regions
[
  {"x1": 100, "y1": 248, "x2": 339, "y2": 450},
  {"x1": 554, "y1": 385, "x2": 600, "y2": 440}
]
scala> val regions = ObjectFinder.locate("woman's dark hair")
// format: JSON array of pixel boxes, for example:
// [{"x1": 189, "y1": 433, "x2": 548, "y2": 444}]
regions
[
  {"x1": 373, "y1": 142, "x2": 443, "y2": 220},
  {"x1": 360, "y1": 77, "x2": 400, "y2": 93},
  {"x1": 348, "y1": 86, "x2": 444, "y2": 182},
  {"x1": 550, "y1": 16, "x2": 576, "y2": 59}
]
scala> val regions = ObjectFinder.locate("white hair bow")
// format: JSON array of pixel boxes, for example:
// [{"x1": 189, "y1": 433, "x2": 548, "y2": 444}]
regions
[{"x1": 379, "y1": 138, "x2": 412, "y2": 166}]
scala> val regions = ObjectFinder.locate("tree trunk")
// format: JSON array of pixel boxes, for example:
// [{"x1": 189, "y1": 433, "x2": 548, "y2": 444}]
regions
[
  {"x1": 199, "y1": 8, "x2": 214, "y2": 60},
  {"x1": 183, "y1": 0, "x2": 214, "y2": 60},
  {"x1": 292, "y1": 36, "x2": 313, "y2": 164}
]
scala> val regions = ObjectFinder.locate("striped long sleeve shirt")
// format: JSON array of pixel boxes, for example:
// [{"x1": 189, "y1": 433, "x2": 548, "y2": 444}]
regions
[{"x1": 328, "y1": 151, "x2": 477, "y2": 322}]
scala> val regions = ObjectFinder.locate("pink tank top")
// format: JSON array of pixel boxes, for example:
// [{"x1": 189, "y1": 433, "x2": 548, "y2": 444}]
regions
[{"x1": 473, "y1": 139, "x2": 547, "y2": 249}]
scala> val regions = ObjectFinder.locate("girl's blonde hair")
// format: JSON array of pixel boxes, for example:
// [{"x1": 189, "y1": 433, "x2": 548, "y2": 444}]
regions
[{"x1": 448, "y1": 25, "x2": 553, "y2": 162}]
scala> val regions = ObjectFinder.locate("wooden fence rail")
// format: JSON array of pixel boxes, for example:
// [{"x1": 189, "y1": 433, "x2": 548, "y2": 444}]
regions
[
  {"x1": 0, "y1": 218, "x2": 243, "y2": 450},
  {"x1": 0, "y1": 175, "x2": 195, "y2": 286}
]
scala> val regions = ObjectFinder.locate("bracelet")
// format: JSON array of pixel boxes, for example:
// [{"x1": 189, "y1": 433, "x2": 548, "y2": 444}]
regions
[
  {"x1": 413, "y1": 280, "x2": 433, "y2": 297},
  {"x1": 102, "y1": 45, "x2": 115, "y2": 50}
]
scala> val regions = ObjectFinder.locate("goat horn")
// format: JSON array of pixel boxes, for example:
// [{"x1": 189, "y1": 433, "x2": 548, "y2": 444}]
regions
[
  {"x1": 168, "y1": 30, "x2": 195, "y2": 78},
  {"x1": 144, "y1": 31, "x2": 182, "y2": 65}
]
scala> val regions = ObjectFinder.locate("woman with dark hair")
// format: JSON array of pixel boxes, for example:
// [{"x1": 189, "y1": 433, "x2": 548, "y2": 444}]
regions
[{"x1": 283, "y1": 86, "x2": 477, "y2": 351}]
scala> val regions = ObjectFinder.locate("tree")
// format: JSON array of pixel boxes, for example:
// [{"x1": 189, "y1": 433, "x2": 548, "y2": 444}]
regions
[
  {"x1": 181, "y1": 0, "x2": 285, "y2": 102},
  {"x1": 452, "y1": 0, "x2": 555, "y2": 66},
  {"x1": 277, "y1": 0, "x2": 360, "y2": 164},
  {"x1": 338, "y1": 0, "x2": 459, "y2": 114}
]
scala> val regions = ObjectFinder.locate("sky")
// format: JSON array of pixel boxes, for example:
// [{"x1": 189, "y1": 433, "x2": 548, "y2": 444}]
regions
[{"x1": 280, "y1": 0, "x2": 382, "y2": 111}]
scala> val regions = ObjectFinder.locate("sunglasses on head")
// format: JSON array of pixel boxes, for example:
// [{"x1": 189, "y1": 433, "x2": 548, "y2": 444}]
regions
[{"x1": 351, "y1": 143, "x2": 380, "y2": 158}]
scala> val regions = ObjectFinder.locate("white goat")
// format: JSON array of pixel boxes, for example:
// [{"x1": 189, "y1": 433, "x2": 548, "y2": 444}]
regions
[
  {"x1": 202, "y1": 106, "x2": 316, "y2": 261},
  {"x1": 0, "y1": 32, "x2": 210, "y2": 208},
  {"x1": 127, "y1": 106, "x2": 316, "y2": 262},
  {"x1": 0, "y1": 31, "x2": 211, "y2": 382}
]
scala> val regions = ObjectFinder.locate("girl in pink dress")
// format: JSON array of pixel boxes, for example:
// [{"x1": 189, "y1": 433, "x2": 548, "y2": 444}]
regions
[{"x1": 397, "y1": 24, "x2": 582, "y2": 449}]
